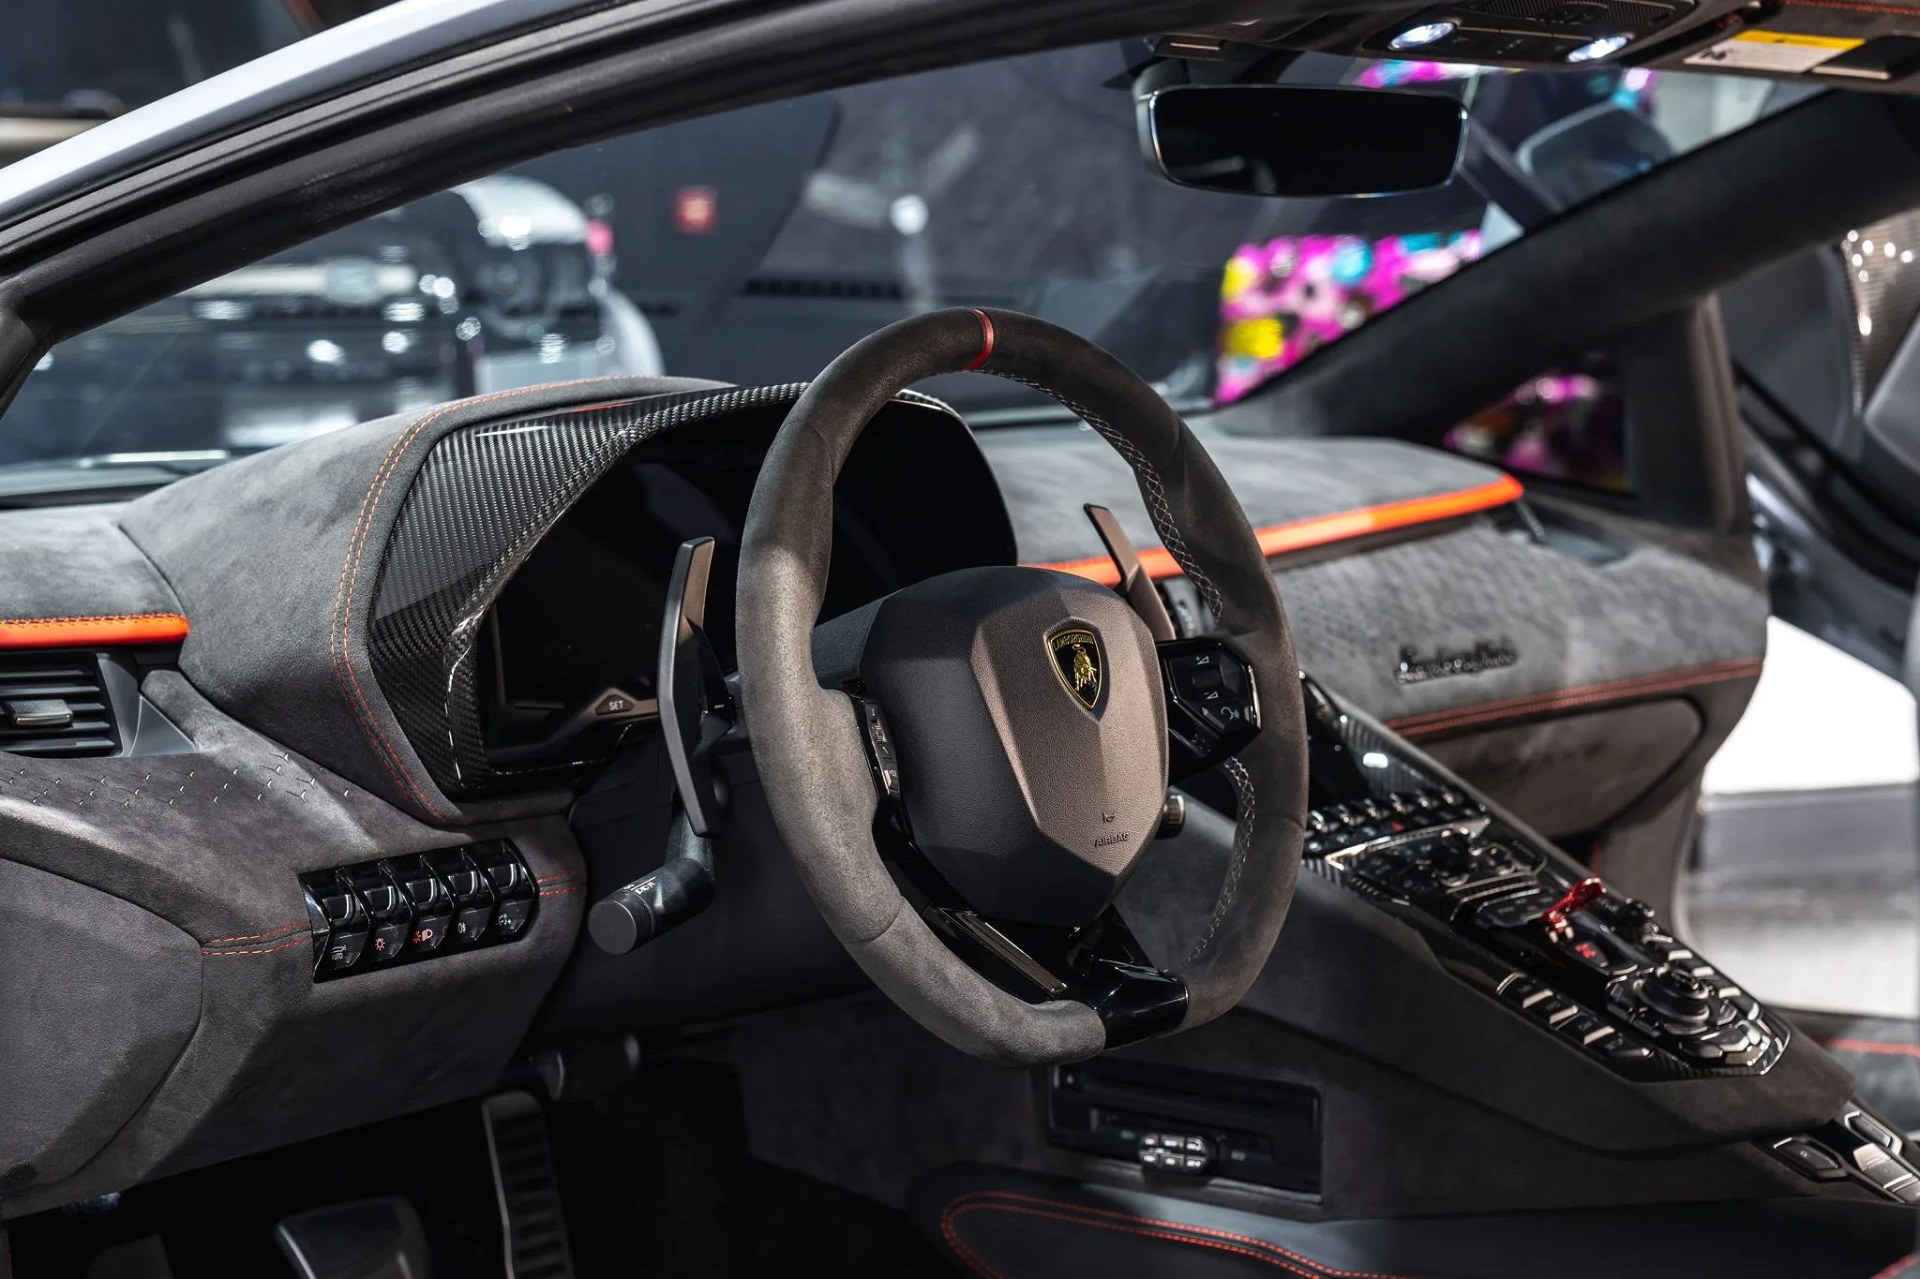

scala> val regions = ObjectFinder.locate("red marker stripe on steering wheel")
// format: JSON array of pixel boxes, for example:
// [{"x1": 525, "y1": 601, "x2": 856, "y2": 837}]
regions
[{"x1": 965, "y1": 309, "x2": 996, "y2": 370}]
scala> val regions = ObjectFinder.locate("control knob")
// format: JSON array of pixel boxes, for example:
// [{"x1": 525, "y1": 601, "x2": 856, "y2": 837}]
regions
[{"x1": 1639, "y1": 966, "x2": 1713, "y2": 1022}]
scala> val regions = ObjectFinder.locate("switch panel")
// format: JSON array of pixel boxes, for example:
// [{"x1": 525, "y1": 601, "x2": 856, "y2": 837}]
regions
[
  {"x1": 300, "y1": 840, "x2": 536, "y2": 981},
  {"x1": 1049, "y1": 1060, "x2": 1320, "y2": 1195},
  {"x1": 1159, "y1": 638, "x2": 1260, "y2": 776}
]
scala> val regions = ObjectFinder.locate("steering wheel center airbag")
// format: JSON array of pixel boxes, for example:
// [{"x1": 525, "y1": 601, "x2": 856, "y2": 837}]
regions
[{"x1": 862, "y1": 566, "x2": 1168, "y2": 928}]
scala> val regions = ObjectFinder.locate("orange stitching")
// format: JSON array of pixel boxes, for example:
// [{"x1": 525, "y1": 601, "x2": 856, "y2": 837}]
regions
[
  {"x1": 538, "y1": 883, "x2": 586, "y2": 898},
  {"x1": 945, "y1": 1192, "x2": 1413, "y2": 1279},
  {"x1": 1397, "y1": 683, "x2": 1727, "y2": 735},
  {"x1": 940, "y1": 1199, "x2": 1007, "y2": 1279},
  {"x1": 0, "y1": 612, "x2": 186, "y2": 626},
  {"x1": 943, "y1": 1199, "x2": 1336, "y2": 1279},
  {"x1": 329, "y1": 378, "x2": 612, "y2": 819},
  {"x1": 1387, "y1": 659, "x2": 1762, "y2": 737},
  {"x1": 1827, "y1": 1038, "x2": 1920, "y2": 1060},
  {"x1": 1787, "y1": 0, "x2": 1920, "y2": 14},
  {"x1": 330, "y1": 407, "x2": 460, "y2": 817},
  {"x1": 201, "y1": 920, "x2": 308, "y2": 945},
  {"x1": 1391, "y1": 657, "x2": 1762, "y2": 725},
  {"x1": 1390, "y1": 673, "x2": 1761, "y2": 736},
  {"x1": 201, "y1": 935, "x2": 312, "y2": 957}
]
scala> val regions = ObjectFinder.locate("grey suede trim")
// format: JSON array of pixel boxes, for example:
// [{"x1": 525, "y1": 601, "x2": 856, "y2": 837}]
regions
[
  {"x1": 0, "y1": 669, "x2": 587, "y2": 1214},
  {"x1": 0, "y1": 503, "x2": 182, "y2": 623},
  {"x1": 1274, "y1": 513, "x2": 1768, "y2": 729}
]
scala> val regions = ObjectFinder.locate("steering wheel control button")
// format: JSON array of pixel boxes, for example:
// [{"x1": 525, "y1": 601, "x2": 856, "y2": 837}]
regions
[
  {"x1": 299, "y1": 842, "x2": 537, "y2": 980},
  {"x1": 855, "y1": 697, "x2": 903, "y2": 802},
  {"x1": 1159, "y1": 638, "x2": 1260, "y2": 778}
]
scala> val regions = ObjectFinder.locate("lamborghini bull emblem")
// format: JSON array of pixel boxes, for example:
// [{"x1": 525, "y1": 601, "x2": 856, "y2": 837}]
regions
[{"x1": 1046, "y1": 625, "x2": 1105, "y2": 713}]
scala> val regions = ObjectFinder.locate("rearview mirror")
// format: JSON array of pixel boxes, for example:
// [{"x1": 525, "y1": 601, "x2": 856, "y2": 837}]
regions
[{"x1": 1139, "y1": 84, "x2": 1466, "y2": 198}]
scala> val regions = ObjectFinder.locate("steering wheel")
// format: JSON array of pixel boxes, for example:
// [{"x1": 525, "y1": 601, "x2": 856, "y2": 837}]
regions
[{"x1": 737, "y1": 308, "x2": 1308, "y2": 1065}]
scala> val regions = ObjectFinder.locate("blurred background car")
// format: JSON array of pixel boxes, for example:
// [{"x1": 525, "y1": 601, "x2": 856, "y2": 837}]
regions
[{"x1": 0, "y1": 0, "x2": 657, "y2": 467}]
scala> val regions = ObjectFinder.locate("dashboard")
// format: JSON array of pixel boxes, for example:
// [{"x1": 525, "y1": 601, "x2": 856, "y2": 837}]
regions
[{"x1": 0, "y1": 369, "x2": 1782, "y2": 1219}]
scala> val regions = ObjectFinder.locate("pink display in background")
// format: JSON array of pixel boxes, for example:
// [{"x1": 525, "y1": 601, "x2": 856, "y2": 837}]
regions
[{"x1": 1216, "y1": 231, "x2": 1484, "y2": 404}]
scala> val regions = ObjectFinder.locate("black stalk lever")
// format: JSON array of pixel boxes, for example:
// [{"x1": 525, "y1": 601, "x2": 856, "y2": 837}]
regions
[{"x1": 589, "y1": 813, "x2": 715, "y2": 955}]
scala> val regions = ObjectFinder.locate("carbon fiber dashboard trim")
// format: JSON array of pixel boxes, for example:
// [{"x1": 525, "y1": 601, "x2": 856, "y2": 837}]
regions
[{"x1": 367, "y1": 384, "x2": 948, "y2": 797}]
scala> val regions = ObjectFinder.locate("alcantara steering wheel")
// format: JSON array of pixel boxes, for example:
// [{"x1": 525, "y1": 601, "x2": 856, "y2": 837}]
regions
[{"x1": 737, "y1": 307, "x2": 1309, "y2": 1065}]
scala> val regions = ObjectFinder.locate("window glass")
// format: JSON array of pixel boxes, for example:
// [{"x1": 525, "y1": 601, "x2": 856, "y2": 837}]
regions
[
  {"x1": 1444, "y1": 358, "x2": 1629, "y2": 493},
  {"x1": 1, "y1": 0, "x2": 303, "y2": 114},
  {"x1": 0, "y1": 44, "x2": 1791, "y2": 489}
]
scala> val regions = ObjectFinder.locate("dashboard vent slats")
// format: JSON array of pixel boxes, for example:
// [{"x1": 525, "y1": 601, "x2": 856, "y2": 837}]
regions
[{"x1": 0, "y1": 655, "x2": 118, "y2": 758}]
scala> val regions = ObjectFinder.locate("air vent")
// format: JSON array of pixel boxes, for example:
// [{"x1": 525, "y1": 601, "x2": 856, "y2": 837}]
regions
[{"x1": 0, "y1": 652, "x2": 118, "y2": 758}]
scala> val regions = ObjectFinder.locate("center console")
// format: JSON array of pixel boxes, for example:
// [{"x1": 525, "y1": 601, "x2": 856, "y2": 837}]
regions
[
  {"x1": 1279, "y1": 672, "x2": 1920, "y2": 1207},
  {"x1": 1297, "y1": 676, "x2": 1785, "y2": 1081}
]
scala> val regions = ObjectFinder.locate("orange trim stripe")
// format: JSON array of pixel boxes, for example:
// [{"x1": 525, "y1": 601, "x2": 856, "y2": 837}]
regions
[
  {"x1": 0, "y1": 612, "x2": 189, "y2": 648},
  {"x1": 1825, "y1": 1037, "x2": 1920, "y2": 1060},
  {"x1": 1385, "y1": 657, "x2": 1765, "y2": 738},
  {"x1": 1033, "y1": 475, "x2": 1524, "y2": 585}
]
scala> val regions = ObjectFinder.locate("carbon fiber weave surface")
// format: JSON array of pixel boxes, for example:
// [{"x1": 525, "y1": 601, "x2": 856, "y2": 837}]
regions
[{"x1": 367, "y1": 384, "x2": 947, "y2": 796}]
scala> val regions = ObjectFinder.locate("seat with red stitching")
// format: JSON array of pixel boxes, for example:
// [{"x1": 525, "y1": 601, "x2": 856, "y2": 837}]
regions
[{"x1": 907, "y1": 1164, "x2": 1920, "y2": 1279}]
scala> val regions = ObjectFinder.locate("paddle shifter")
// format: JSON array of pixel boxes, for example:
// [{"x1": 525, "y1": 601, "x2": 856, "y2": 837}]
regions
[{"x1": 589, "y1": 538, "x2": 730, "y2": 956}]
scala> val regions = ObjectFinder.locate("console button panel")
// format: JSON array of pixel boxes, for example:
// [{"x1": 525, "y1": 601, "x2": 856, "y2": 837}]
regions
[
  {"x1": 1319, "y1": 821, "x2": 1786, "y2": 1078},
  {"x1": 300, "y1": 840, "x2": 536, "y2": 981},
  {"x1": 1769, "y1": 1106, "x2": 1920, "y2": 1202},
  {"x1": 1048, "y1": 1059, "x2": 1321, "y2": 1194},
  {"x1": 1299, "y1": 674, "x2": 1786, "y2": 1080}
]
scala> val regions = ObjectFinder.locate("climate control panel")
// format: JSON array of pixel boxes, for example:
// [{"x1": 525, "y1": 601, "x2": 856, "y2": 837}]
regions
[{"x1": 300, "y1": 840, "x2": 536, "y2": 980}]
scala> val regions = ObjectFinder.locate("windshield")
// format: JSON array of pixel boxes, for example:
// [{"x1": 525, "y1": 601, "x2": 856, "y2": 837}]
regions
[
  {"x1": 0, "y1": 43, "x2": 1789, "y2": 484},
  {"x1": 2, "y1": 0, "x2": 303, "y2": 117}
]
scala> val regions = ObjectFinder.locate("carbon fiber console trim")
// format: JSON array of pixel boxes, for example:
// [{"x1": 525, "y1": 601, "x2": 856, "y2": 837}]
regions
[{"x1": 367, "y1": 384, "x2": 943, "y2": 796}]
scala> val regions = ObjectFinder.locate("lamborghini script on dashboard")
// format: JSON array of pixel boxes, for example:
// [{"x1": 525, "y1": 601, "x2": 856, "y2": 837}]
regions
[{"x1": 1393, "y1": 639, "x2": 1520, "y2": 685}]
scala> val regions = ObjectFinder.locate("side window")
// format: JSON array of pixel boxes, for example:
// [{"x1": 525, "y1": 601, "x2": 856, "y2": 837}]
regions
[{"x1": 1443, "y1": 357, "x2": 1629, "y2": 494}]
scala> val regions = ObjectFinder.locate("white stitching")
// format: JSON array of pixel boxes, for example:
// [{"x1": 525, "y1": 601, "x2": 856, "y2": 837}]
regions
[
  {"x1": 1187, "y1": 756, "x2": 1255, "y2": 966},
  {"x1": 990, "y1": 371, "x2": 1226, "y2": 618}
]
